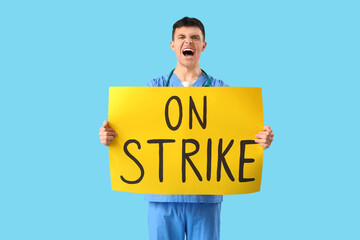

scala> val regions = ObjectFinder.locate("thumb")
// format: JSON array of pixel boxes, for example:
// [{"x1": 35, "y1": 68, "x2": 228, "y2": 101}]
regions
[{"x1": 102, "y1": 120, "x2": 109, "y2": 128}]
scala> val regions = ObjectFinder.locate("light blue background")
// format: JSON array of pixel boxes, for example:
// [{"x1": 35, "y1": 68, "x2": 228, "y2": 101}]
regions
[{"x1": 1, "y1": 0, "x2": 359, "y2": 239}]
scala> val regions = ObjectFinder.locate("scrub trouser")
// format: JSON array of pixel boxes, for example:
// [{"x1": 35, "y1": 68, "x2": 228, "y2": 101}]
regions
[{"x1": 148, "y1": 202, "x2": 221, "y2": 240}]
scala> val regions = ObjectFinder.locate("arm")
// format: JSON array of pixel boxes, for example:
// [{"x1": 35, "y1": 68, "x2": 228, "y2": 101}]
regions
[
  {"x1": 255, "y1": 125, "x2": 274, "y2": 150},
  {"x1": 99, "y1": 120, "x2": 117, "y2": 146}
]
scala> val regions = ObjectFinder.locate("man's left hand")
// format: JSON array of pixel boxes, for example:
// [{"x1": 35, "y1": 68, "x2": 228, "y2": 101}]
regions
[{"x1": 255, "y1": 125, "x2": 274, "y2": 150}]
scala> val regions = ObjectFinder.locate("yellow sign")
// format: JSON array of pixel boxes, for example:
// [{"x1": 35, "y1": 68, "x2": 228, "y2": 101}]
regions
[{"x1": 108, "y1": 87, "x2": 263, "y2": 195}]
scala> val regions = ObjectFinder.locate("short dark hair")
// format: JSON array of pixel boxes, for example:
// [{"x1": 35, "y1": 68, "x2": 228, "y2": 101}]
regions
[{"x1": 172, "y1": 17, "x2": 205, "y2": 41}]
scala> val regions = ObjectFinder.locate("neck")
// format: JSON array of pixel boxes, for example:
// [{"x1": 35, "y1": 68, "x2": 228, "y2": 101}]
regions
[{"x1": 173, "y1": 64, "x2": 202, "y2": 82}]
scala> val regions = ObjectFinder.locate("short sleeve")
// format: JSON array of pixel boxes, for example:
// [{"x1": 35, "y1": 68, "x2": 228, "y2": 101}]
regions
[{"x1": 146, "y1": 80, "x2": 155, "y2": 87}]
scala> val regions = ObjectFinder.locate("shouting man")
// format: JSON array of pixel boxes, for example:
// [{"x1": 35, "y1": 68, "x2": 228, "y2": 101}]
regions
[{"x1": 99, "y1": 17, "x2": 274, "y2": 240}]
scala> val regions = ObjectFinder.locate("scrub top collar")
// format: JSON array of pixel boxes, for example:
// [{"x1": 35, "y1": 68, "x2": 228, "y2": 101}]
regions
[{"x1": 168, "y1": 72, "x2": 208, "y2": 87}]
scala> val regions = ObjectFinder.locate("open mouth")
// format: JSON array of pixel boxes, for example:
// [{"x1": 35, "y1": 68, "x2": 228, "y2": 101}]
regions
[{"x1": 182, "y1": 48, "x2": 194, "y2": 57}]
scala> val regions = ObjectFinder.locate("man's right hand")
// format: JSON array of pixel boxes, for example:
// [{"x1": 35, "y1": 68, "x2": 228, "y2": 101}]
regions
[{"x1": 99, "y1": 120, "x2": 117, "y2": 146}]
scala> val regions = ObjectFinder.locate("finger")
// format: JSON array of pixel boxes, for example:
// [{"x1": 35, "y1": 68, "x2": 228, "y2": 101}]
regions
[
  {"x1": 257, "y1": 131, "x2": 268, "y2": 135},
  {"x1": 256, "y1": 132, "x2": 273, "y2": 139},
  {"x1": 100, "y1": 136, "x2": 114, "y2": 141},
  {"x1": 99, "y1": 132, "x2": 115, "y2": 137},
  {"x1": 100, "y1": 127, "x2": 115, "y2": 132},
  {"x1": 256, "y1": 138, "x2": 271, "y2": 145},
  {"x1": 257, "y1": 139, "x2": 267, "y2": 144},
  {"x1": 256, "y1": 140, "x2": 269, "y2": 149},
  {"x1": 260, "y1": 128, "x2": 274, "y2": 140},
  {"x1": 262, "y1": 144, "x2": 269, "y2": 150},
  {"x1": 255, "y1": 131, "x2": 265, "y2": 138},
  {"x1": 255, "y1": 138, "x2": 265, "y2": 144},
  {"x1": 102, "y1": 136, "x2": 114, "y2": 141},
  {"x1": 101, "y1": 131, "x2": 117, "y2": 136},
  {"x1": 255, "y1": 133, "x2": 268, "y2": 139},
  {"x1": 101, "y1": 140, "x2": 109, "y2": 146},
  {"x1": 107, "y1": 128, "x2": 117, "y2": 136},
  {"x1": 103, "y1": 120, "x2": 109, "y2": 128},
  {"x1": 264, "y1": 125, "x2": 272, "y2": 132},
  {"x1": 268, "y1": 133, "x2": 274, "y2": 142}
]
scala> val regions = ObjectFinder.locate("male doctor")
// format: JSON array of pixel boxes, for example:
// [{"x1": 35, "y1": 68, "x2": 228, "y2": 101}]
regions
[{"x1": 99, "y1": 17, "x2": 274, "y2": 240}]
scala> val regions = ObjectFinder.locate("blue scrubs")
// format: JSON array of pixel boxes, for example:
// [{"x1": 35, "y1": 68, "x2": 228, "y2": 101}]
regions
[{"x1": 146, "y1": 72, "x2": 228, "y2": 240}]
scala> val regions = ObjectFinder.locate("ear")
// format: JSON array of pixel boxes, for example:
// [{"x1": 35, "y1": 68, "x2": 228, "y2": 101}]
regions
[
  {"x1": 170, "y1": 41, "x2": 175, "y2": 51},
  {"x1": 202, "y1": 41, "x2": 207, "y2": 51}
]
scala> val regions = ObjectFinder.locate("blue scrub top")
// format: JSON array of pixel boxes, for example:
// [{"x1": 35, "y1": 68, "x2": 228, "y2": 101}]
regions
[
  {"x1": 145, "y1": 71, "x2": 229, "y2": 203},
  {"x1": 147, "y1": 72, "x2": 229, "y2": 87}
]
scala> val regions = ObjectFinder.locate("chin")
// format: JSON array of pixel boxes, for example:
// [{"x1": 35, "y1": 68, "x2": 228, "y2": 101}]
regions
[{"x1": 181, "y1": 60, "x2": 198, "y2": 68}]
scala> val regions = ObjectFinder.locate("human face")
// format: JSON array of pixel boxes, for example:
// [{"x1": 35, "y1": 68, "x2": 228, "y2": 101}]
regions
[{"x1": 170, "y1": 26, "x2": 207, "y2": 68}]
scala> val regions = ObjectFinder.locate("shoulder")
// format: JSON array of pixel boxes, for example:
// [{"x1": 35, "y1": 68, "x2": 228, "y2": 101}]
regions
[
  {"x1": 208, "y1": 75, "x2": 229, "y2": 87},
  {"x1": 147, "y1": 74, "x2": 169, "y2": 87}
]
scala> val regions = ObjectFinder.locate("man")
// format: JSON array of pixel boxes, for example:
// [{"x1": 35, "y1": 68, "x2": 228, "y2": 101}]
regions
[{"x1": 99, "y1": 17, "x2": 274, "y2": 240}]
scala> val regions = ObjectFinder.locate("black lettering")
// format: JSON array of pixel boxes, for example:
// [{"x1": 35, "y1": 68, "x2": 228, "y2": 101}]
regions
[
  {"x1": 165, "y1": 96, "x2": 183, "y2": 131},
  {"x1": 207, "y1": 138, "x2": 212, "y2": 181},
  {"x1": 217, "y1": 139, "x2": 235, "y2": 182},
  {"x1": 120, "y1": 139, "x2": 144, "y2": 184},
  {"x1": 189, "y1": 96, "x2": 207, "y2": 129},
  {"x1": 182, "y1": 139, "x2": 203, "y2": 183},
  {"x1": 239, "y1": 140, "x2": 256, "y2": 182},
  {"x1": 147, "y1": 139, "x2": 176, "y2": 182}
]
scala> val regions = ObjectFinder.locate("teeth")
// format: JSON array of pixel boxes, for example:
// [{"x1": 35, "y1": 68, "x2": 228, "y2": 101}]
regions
[{"x1": 183, "y1": 49, "x2": 194, "y2": 52}]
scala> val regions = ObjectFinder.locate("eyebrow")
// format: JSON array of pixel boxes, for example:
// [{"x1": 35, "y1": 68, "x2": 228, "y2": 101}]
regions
[{"x1": 177, "y1": 34, "x2": 201, "y2": 38}]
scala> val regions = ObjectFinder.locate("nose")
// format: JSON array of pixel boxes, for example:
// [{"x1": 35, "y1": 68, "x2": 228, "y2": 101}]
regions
[{"x1": 185, "y1": 38, "x2": 192, "y2": 44}]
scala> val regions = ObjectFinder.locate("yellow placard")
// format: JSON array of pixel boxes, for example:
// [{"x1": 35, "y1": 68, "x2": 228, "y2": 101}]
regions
[{"x1": 108, "y1": 87, "x2": 263, "y2": 195}]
